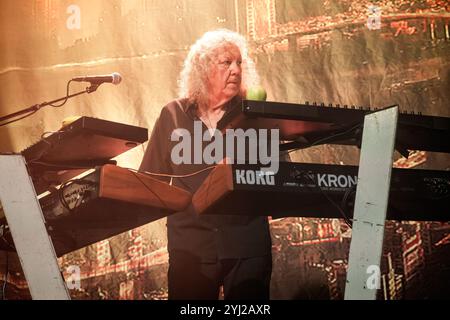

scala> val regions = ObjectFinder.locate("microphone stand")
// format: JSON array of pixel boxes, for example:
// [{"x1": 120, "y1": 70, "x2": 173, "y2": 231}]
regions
[{"x1": 0, "y1": 83, "x2": 99, "y2": 124}]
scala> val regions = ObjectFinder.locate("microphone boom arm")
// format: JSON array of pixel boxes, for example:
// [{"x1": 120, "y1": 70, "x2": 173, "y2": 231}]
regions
[{"x1": 0, "y1": 84, "x2": 99, "y2": 125}]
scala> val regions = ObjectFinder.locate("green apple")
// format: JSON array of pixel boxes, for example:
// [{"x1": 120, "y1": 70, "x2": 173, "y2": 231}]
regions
[{"x1": 246, "y1": 86, "x2": 267, "y2": 101}]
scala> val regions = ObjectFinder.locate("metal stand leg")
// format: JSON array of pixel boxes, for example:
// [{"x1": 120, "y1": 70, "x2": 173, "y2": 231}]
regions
[
  {"x1": 344, "y1": 106, "x2": 399, "y2": 300},
  {"x1": 0, "y1": 155, "x2": 70, "y2": 300}
]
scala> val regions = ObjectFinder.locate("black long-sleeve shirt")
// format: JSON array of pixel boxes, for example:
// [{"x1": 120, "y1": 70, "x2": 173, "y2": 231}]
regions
[{"x1": 139, "y1": 97, "x2": 272, "y2": 263}]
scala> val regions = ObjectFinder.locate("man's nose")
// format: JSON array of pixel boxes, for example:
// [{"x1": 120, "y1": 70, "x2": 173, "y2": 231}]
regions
[{"x1": 230, "y1": 61, "x2": 241, "y2": 75}]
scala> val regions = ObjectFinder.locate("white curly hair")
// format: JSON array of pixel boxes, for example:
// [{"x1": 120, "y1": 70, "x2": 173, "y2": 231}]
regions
[{"x1": 178, "y1": 29, "x2": 260, "y2": 106}]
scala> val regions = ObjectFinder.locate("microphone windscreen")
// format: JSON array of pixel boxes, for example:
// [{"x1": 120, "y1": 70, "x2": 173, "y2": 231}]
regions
[{"x1": 111, "y1": 72, "x2": 122, "y2": 85}]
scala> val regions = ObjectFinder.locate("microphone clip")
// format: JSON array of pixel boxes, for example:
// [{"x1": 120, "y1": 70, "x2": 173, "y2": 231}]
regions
[{"x1": 86, "y1": 83, "x2": 100, "y2": 93}]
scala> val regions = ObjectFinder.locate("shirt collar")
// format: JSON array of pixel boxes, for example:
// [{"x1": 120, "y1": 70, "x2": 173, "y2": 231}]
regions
[{"x1": 181, "y1": 95, "x2": 242, "y2": 116}]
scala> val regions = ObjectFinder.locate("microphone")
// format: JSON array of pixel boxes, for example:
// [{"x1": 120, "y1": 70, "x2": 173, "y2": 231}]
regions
[{"x1": 72, "y1": 72, "x2": 122, "y2": 85}]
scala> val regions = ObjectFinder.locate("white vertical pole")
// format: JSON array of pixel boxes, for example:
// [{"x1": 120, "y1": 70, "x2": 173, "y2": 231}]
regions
[
  {"x1": 0, "y1": 155, "x2": 70, "y2": 300},
  {"x1": 344, "y1": 106, "x2": 398, "y2": 300}
]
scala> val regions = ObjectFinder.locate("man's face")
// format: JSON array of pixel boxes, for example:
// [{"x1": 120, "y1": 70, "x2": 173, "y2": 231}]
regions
[{"x1": 207, "y1": 44, "x2": 242, "y2": 105}]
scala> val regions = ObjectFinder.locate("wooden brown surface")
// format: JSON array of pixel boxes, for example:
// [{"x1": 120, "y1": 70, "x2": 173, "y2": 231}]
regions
[
  {"x1": 192, "y1": 164, "x2": 233, "y2": 214},
  {"x1": 99, "y1": 165, "x2": 191, "y2": 212}
]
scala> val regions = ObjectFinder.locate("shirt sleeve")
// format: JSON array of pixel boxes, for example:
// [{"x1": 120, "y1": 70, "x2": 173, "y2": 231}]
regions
[{"x1": 139, "y1": 107, "x2": 172, "y2": 184}]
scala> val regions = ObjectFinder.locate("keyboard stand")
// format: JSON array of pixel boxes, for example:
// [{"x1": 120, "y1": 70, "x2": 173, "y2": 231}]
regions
[{"x1": 0, "y1": 155, "x2": 70, "y2": 300}]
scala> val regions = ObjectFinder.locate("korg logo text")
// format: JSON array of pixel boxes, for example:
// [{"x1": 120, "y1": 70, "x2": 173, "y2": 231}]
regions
[
  {"x1": 235, "y1": 170, "x2": 275, "y2": 185},
  {"x1": 317, "y1": 174, "x2": 357, "y2": 188}
]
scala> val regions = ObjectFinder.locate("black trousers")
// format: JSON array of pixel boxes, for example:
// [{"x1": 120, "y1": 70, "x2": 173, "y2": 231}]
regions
[{"x1": 168, "y1": 251, "x2": 272, "y2": 300}]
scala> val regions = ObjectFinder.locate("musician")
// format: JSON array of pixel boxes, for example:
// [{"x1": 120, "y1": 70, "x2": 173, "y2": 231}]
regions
[{"x1": 139, "y1": 29, "x2": 272, "y2": 300}]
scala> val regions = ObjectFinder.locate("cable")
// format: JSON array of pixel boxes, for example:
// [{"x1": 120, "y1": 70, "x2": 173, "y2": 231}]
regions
[
  {"x1": 128, "y1": 166, "x2": 220, "y2": 212},
  {"x1": 138, "y1": 165, "x2": 218, "y2": 179},
  {"x1": 322, "y1": 190, "x2": 353, "y2": 228},
  {"x1": 0, "y1": 223, "x2": 15, "y2": 252},
  {"x1": 59, "y1": 180, "x2": 76, "y2": 212},
  {"x1": 60, "y1": 181, "x2": 74, "y2": 212},
  {"x1": 281, "y1": 124, "x2": 363, "y2": 226},
  {"x1": 130, "y1": 171, "x2": 170, "y2": 211},
  {"x1": 341, "y1": 185, "x2": 357, "y2": 217},
  {"x1": 74, "y1": 187, "x2": 91, "y2": 211},
  {"x1": 52, "y1": 166, "x2": 215, "y2": 213},
  {"x1": 49, "y1": 80, "x2": 73, "y2": 108},
  {"x1": 286, "y1": 123, "x2": 363, "y2": 155},
  {"x1": 58, "y1": 179, "x2": 96, "y2": 212},
  {"x1": 29, "y1": 161, "x2": 101, "y2": 169},
  {"x1": 2, "y1": 251, "x2": 8, "y2": 300},
  {"x1": 0, "y1": 80, "x2": 74, "y2": 128},
  {"x1": 297, "y1": 171, "x2": 353, "y2": 228},
  {"x1": 24, "y1": 133, "x2": 55, "y2": 164}
]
